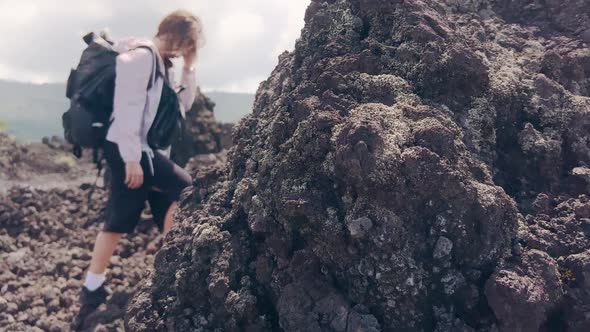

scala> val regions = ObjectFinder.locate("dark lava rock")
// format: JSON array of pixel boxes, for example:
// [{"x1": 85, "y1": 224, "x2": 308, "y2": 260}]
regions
[
  {"x1": 127, "y1": 1, "x2": 590, "y2": 331},
  {"x1": 171, "y1": 88, "x2": 225, "y2": 167},
  {"x1": 220, "y1": 122, "x2": 235, "y2": 150},
  {"x1": 185, "y1": 151, "x2": 228, "y2": 180},
  {"x1": 485, "y1": 249, "x2": 562, "y2": 332}
]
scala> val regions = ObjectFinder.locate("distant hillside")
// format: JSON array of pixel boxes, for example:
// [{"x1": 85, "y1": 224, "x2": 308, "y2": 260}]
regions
[
  {"x1": 0, "y1": 80, "x2": 67, "y2": 142},
  {"x1": 0, "y1": 80, "x2": 254, "y2": 142}
]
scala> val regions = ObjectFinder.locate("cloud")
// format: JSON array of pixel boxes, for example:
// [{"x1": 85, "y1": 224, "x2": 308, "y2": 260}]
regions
[
  {"x1": 203, "y1": 75, "x2": 269, "y2": 94},
  {"x1": 216, "y1": 11, "x2": 265, "y2": 51},
  {"x1": 0, "y1": 63, "x2": 52, "y2": 84},
  {"x1": 0, "y1": 2, "x2": 40, "y2": 28},
  {"x1": 271, "y1": 1, "x2": 311, "y2": 58},
  {"x1": 0, "y1": 0, "x2": 310, "y2": 93}
]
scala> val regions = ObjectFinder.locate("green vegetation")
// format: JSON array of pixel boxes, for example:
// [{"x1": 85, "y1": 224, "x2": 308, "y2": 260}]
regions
[
  {"x1": 53, "y1": 154, "x2": 77, "y2": 170},
  {"x1": 558, "y1": 266, "x2": 576, "y2": 284}
]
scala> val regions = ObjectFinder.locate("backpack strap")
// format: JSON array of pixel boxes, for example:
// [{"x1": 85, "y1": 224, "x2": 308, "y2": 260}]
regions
[
  {"x1": 86, "y1": 159, "x2": 103, "y2": 206},
  {"x1": 132, "y1": 45, "x2": 161, "y2": 90}
]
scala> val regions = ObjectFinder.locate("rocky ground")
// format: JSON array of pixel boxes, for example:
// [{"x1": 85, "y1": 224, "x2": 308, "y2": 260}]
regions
[
  {"x1": 0, "y1": 184, "x2": 162, "y2": 332},
  {"x1": 0, "y1": 133, "x2": 95, "y2": 191},
  {"x1": 0, "y1": 145, "x2": 229, "y2": 332},
  {"x1": 0, "y1": 133, "x2": 162, "y2": 331},
  {"x1": 127, "y1": 0, "x2": 590, "y2": 331},
  {"x1": 0, "y1": 86, "x2": 232, "y2": 331}
]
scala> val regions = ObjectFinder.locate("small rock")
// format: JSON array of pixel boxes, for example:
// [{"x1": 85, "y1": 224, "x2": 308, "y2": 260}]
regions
[
  {"x1": 0, "y1": 297, "x2": 7, "y2": 312},
  {"x1": 66, "y1": 278, "x2": 80, "y2": 290},
  {"x1": 574, "y1": 202, "x2": 590, "y2": 218},
  {"x1": 69, "y1": 266, "x2": 83, "y2": 278},
  {"x1": 6, "y1": 302, "x2": 18, "y2": 314},
  {"x1": 5, "y1": 248, "x2": 28, "y2": 267},
  {"x1": 572, "y1": 167, "x2": 590, "y2": 185},
  {"x1": 17, "y1": 312, "x2": 28, "y2": 322},
  {"x1": 347, "y1": 217, "x2": 373, "y2": 238},
  {"x1": 93, "y1": 324, "x2": 109, "y2": 332},
  {"x1": 47, "y1": 298, "x2": 61, "y2": 313},
  {"x1": 1, "y1": 313, "x2": 15, "y2": 323},
  {"x1": 533, "y1": 193, "x2": 551, "y2": 214},
  {"x1": 49, "y1": 324, "x2": 63, "y2": 332},
  {"x1": 433, "y1": 236, "x2": 453, "y2": 259},
  {"x1": 441, "y1": 270, "x2": 466, "y2": 295},
  {"x1": 36, "y1": 318, "x2": 52, "y2": 330}
]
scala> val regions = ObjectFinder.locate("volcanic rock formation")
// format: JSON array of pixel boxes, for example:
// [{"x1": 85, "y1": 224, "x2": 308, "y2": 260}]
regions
[
  {"x1": 127, "y1": 1, "x2": 590, "y2": 331},
  {"x1": 171, "y1": 88, "x2": 226, "y2": 167}
]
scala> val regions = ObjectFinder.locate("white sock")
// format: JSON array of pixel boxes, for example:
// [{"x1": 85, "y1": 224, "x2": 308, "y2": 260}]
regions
[{"x1": 83, "y1": 271, "x2": 106, "y2": 291}]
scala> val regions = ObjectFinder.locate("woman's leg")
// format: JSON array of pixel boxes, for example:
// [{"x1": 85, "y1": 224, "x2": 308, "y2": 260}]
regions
[
  {"x1": 72, "y1": 231, "x2": 122, "y2": 330},
  {"x1": 88, "y1": 231, "x2": 123, "y2": 274},
  {"x1": 149, "y1": 151, "x2": 192, "y2": 237}
]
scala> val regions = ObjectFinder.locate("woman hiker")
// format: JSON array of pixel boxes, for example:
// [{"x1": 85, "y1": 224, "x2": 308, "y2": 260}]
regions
[{"x1": 71, "y1": 10, "x2": 203, "y2": 330}]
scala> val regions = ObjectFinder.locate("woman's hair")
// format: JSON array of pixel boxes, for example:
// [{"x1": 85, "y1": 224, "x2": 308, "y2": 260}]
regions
[{"x1": 156, "y1": 10, "x2": 204, "y2": 55}]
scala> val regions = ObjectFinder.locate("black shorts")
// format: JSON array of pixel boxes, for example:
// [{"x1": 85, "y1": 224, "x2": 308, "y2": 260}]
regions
[{"x1": 103, "y1": 141, "x2": 192, "y2": 234}]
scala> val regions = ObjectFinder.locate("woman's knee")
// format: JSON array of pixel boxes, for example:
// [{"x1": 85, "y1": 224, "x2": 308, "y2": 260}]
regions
[
  {"x1": 182, "y1": 174, "x2": 192, "y2": 189},
  {"x1": 98, "y1": 231, "x2": 124, "y2": 240},
  {"x1": 177, "y1": 168, "x2": 192, "y2": 190}
]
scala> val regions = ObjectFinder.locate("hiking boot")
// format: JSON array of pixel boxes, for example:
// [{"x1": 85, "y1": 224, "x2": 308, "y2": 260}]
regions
[{"x1": 71, "y1": 284, "x2": 112, "y2": 331}]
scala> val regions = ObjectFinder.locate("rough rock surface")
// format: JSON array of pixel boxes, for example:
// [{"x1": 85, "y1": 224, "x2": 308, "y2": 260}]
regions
[
  {"x1": 185, "y1": 150, "x2": 228, "y2": 180},
  {"x1": 219, "y1": 123, "x2": 235, "y2": 150},
  {"x1": 127, "y1": 0, "x2": 590, "y2": 331},
  {"x1": 171, "y1": 88, "x2": 225, "y2": 167}
]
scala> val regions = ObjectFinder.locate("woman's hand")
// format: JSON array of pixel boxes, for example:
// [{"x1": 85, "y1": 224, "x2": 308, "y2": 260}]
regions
[
  {"x1": 182, "y1": 49, "x2": 196, "y2": 70},
  {"x1": 125, "y1": 162, "x2": 144, "y2": 189}
]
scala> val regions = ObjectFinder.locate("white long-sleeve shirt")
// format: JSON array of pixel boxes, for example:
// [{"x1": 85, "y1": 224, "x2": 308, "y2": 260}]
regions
[{"x1": 106, "y1": 36, "x2": 197, "y2": 163}]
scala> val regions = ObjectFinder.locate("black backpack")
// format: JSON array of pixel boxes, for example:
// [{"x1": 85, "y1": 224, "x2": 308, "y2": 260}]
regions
[{"x1": 62, "y1": 32, "x2": 182, "y2": 163}]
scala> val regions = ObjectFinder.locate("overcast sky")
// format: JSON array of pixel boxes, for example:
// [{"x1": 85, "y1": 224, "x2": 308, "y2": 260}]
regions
[{"x1": 0, "y1": 0, "x2": 310, "y2": 93}]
